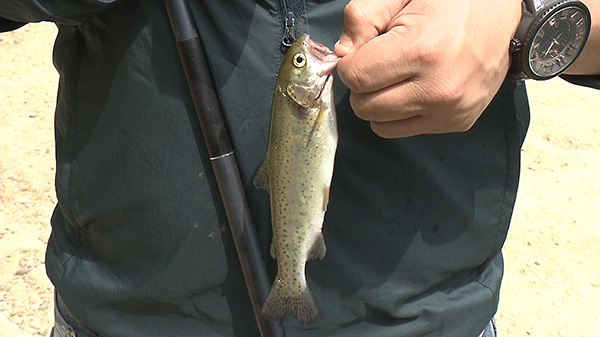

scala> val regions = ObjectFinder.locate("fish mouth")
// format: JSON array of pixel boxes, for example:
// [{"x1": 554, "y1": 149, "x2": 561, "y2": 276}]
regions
[{"x1": 305, "y1": 36, "x2": 341, "y2": 76}]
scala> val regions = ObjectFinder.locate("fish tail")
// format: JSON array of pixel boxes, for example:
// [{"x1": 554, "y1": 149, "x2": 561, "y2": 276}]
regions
[{"x1": 261, "y1": 279, "x2": 319, "y2": 325}]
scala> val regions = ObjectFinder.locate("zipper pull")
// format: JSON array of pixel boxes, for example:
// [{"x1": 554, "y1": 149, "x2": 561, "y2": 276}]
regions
[{"x1": 282, "y1": 12, "x2": 296, "y2": 47}]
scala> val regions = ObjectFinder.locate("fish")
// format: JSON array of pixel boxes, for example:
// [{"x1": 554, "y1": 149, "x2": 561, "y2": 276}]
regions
[{"x1": 254, "y1": 34, "x2": 341, "y2": 325}]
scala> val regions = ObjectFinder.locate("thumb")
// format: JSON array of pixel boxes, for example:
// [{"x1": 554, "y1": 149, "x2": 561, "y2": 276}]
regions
[{"x1": 335, "y1": 0, "x2": 407, "y2": 56}]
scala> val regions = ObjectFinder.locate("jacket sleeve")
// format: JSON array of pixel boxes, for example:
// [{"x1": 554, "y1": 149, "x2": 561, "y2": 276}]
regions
[
  {"x1": 560, "y1": 74, "x2": 600, "y2": 90},
  {"x1": 0, "y1": 0, "x2": 121, "y2": 26},
  {"x1": 0, "y1": 17, "x2": 26, "y2": 32}
]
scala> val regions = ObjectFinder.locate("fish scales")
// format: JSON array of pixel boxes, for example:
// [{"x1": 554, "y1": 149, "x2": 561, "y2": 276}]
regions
[{"x1": 254, "y1": 34, "x2": 340, "y2": 325}]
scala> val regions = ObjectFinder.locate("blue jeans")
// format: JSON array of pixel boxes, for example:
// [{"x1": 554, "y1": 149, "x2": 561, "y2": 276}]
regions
[
  {"x1": 50, "y1": 292, "x2": 497, "y2": 337},
  {"x1": 479, "y1": 318, "x2": 498, "y2": 337},
  {"x1": 50, "y1": 293, "x2": 100, "y2": 337}
]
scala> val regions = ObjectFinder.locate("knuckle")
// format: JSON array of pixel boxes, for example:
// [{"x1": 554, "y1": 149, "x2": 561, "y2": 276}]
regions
[
  {"x1": 415, "y1": 37, "x2": 444, "y2": 68},
  {"x1": 458, "y1": 111, "x2": 481, "y2": 132},
  {"x1": 433, "y1": 83, "x2": 464, "y2": 105},
  {"x1": 343, "y1": 1, "x2": 366, "y2": 23},
  {"x1": 414, "y1": 43, "x2": 465, "y2": 104},
  {"x1": 454, "y1": 118, "x2": 476, "y2": 133},
  {"x1": 338, "y1": 61, "x2": 372, "y2": 93},
  {"x1": 349, "y1": 92, "x2": 390, "y2": 123},
  {"x1": 337, "y1": 58, "x2": 371, "y2": 93},
  {"x1": 422, "y1": 76, "x2": 465, "y2": 106},
  {"x1": 441, "y1": 108, "x2": 479, "y2": 134},
  {"x1": 349, "y1": 93, "x2": 369, "y2": 120},
  {"x1": 370, "y1": 121, "x2": 405, "y2": 139},
  {"x1": 370, "y1": 122, "x2": 394, "y2": 139}
]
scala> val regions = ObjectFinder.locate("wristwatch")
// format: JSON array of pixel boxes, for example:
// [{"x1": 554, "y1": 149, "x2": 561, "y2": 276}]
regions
[{"x1": 509, "y1": 0, "x2": 591, "y2": 80}]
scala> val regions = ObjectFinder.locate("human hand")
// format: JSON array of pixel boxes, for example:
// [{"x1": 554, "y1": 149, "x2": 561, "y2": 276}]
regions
[{"x1": 335, "y1": 0, "x2": 522, "y2": 138}]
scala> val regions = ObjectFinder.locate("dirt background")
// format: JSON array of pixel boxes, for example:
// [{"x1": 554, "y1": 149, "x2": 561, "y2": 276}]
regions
[{"x1": 1, "y1": 23, "x2": 598, "y2": 337}]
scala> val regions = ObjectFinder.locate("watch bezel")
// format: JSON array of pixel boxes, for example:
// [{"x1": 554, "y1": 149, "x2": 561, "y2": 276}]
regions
[{"x1": 509, "y1": 0, "x2": 591, "y2": 80}]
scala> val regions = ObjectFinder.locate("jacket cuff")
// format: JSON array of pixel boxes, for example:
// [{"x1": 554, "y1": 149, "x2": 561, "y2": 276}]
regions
[{"x1": 560, "y1": 74, "x2": 600, "y2": 90}]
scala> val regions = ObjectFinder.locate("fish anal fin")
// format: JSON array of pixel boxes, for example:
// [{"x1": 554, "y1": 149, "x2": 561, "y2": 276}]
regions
[{"x1": 308, "y1": 232, "x2": 326, "y2": 260}]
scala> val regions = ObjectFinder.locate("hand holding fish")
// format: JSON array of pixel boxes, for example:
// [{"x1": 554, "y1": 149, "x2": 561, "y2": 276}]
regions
[{"x1": 335, "y1": 0, "x2": 522, "y2": 138}]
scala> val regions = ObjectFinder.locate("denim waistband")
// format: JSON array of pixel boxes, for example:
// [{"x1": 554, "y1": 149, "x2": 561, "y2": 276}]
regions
[
  {"x1": 478, "y1": 318, "x2": 498, "y2": 337},
  {"x1": 52, "y1": 292, "x2": 101, "y2": 337}
]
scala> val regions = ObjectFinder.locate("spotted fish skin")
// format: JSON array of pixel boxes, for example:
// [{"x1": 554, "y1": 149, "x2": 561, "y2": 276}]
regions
[{"x1": 254, "y1": 34, "x2": 340, "y2": 325}]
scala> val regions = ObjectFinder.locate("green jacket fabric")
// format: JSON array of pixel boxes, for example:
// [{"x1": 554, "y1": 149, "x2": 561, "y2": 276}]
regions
[{"x1": 2, "y1": 1, "x2": 533, "y2": 336}]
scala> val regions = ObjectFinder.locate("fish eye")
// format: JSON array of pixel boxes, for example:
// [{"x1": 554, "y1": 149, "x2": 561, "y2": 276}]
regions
[{"x1": 293, "y1": 53, "x2": 306, "y2": 68}]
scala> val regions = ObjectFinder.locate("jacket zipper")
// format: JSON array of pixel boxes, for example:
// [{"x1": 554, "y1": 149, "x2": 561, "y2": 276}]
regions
[
  {"x1": 279, "y1": 0, "x2": 306, "y2": 48},
  {"x1": 282, "y1": 11, "x2": 296, "y2": 47}
]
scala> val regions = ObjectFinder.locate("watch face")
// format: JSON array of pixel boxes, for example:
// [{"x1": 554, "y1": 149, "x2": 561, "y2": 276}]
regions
[{"x1": 528, "y1": 5, "x2": 590, "y2": 78}]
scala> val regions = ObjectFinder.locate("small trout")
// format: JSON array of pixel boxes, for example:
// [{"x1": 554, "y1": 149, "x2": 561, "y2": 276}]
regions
[{"x1": 254, "y1": 34, "x2": 340, "y2": 325}]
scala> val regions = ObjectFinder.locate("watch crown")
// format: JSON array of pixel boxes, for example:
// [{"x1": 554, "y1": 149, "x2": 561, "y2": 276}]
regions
[{"x1": 509, "y1": 38, "x2": 522, "y2": 53}]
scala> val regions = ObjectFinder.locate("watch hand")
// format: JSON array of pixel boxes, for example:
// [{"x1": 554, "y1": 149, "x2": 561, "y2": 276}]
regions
[
  {"x1": 543, "y1": 41, "x2": 555, "y2": 57},
  {"x1": 552, "y1": 33, "x2": 563, "y2": 46}
]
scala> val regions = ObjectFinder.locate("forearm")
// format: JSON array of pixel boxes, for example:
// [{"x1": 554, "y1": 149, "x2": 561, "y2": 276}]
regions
[{"x1": 565, "y1": 0, "x2": 600, "y2": 75}]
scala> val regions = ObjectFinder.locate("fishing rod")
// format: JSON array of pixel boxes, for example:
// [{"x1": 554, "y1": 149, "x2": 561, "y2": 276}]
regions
[{"x1": 163, "y1": 1, "x2": 286, "y2": 336}]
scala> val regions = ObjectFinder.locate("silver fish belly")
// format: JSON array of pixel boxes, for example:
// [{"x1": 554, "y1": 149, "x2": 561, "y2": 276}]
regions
[{"x1": 254, "y1": 34, "x2": 340, "y2": 325}]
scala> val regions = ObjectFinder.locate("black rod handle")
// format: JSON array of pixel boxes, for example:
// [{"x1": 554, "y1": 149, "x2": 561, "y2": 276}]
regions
[
  {"x1": 164, "y1": 1, "x2": 231, "y2": 159},
  {"x1": 163, "y1": 1, "x2": 286, "y2": 336}
]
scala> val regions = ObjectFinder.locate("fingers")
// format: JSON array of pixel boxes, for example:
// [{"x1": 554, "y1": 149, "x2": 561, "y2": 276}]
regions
[
  {"x1": 335, "y1": 0, "x2": 423, "y2": 94},
  {"x1": 351, "y1": 81, "x2": 480, "y2": 138},
  {"x1": 369, "y1": 117, "x2": 426, "y2": 139},
  {"x1": 334, "y1": 0, "x2": 408, "y2": 56},
  {"x1": 349, "y1": 79, "x2": 422, "y2": 123},
  {"x1": 336, "y1": 0, "x2": 522, "y2": 139},
  {"x1": 368, "y1": 110, "x2": 479, "y2": 139},
  {"x1": 337, "y1": 27, "x2": 419, "y2": 94}
]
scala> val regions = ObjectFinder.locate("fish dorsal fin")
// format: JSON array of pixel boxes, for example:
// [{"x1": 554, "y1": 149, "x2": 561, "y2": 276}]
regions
[{"x1": 253, "y1": 162, "x2": 269, "y2": 191}]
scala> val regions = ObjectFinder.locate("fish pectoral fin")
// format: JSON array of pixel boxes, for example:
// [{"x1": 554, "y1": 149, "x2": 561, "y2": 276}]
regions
[
  {"x1": 322, "y1": 185, "x2": 330, "y2": 212},
  {"x1": 315, "y1": 101, "x2": 327, "y2": 130},
  {"x1": 306, "y1": 103, "x2": 327, "y2": 147},
  {"x1": 270, "y1": 242, "x2": 277, "y2": 259},
  {"x1": 253, "y1": 162, "x2": 269, "y2": 191},
  {"x1": 308, "y1": 232, "x2": 326, "y2": 260}
]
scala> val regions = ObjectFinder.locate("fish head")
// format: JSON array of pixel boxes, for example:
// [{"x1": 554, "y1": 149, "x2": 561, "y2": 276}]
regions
[{"x1": 278, "y1": 34, "x2": 341, "y2": 108}]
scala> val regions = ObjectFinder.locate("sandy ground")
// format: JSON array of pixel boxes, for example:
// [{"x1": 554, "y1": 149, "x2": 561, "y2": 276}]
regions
[{"x1": 1, "y1": 23, "x2": 599, "y2": 337}]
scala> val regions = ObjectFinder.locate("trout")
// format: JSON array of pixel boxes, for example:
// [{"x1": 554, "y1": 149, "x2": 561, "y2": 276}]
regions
[{"x1": 254, "y1": 34, "x2": 340, "y2": 325}]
